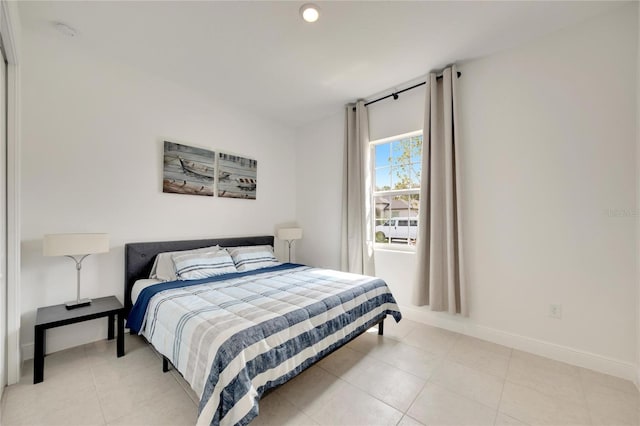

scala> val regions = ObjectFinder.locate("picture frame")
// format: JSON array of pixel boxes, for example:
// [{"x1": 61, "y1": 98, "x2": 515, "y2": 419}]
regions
[
  {"x1": 162, "y1": 141, "x2": 216, "y2": 197},
  {"x1": 217, "y1": 152, "x2": 257, "y2": 200}
]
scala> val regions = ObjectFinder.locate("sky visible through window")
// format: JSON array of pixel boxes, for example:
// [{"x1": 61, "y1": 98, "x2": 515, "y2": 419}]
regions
[{"x1": 374, "y1": 135, "x2": 422, "y2": 191}]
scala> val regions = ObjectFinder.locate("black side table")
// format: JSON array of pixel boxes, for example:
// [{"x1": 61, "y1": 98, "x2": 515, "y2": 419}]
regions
[{"x1": 34, "y1": 295, "x2": 125, "y2": 384}]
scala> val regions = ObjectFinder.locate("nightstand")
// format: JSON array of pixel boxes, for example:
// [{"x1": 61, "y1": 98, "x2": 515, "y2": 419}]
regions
[{"x1": 34, "y1": 295, "x2": 125, "y2": 384}]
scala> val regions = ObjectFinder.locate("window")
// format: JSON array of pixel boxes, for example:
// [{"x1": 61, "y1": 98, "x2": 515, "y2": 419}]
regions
[{"x1": 371, "y1": 131, "x2": 422, "y2": 248}]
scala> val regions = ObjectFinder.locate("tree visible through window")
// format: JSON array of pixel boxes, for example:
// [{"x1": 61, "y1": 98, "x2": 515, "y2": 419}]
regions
[{"x1": 372, "y1": 131, "x2": 422, "y2": 247}]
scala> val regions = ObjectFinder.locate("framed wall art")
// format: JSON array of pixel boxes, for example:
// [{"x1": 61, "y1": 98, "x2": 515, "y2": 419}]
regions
[
  {"x1": 162, "y1": 141, "x2": 216, "y2": 197},
  {"x1": 217, "y1": 152, "x2": 257, "y2": 200}
]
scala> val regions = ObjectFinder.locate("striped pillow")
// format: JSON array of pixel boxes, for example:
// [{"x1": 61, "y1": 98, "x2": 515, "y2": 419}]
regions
[
  {"x1": 228, "y1": 245, "x2": 280, "y2": 272},
  {"x1": 150, "y1": 245, "x2": 220, "y2": 281},
  {"x1": 172, "y1": 249, "x2": 237, "y2": 280}
]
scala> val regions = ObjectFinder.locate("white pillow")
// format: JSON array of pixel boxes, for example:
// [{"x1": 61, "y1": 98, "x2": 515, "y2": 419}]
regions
[
  {"x1": 173, "y1": 249, "x2": 237, "y2": 281},
  {"x1": 150, "y1": 245, "x2": 220, "y2": 281},
  {"x1": 228, "y1": 245, "x2": 280, "y2": 272}
]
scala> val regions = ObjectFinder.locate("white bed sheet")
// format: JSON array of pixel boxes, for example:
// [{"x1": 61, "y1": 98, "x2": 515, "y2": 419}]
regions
[{"x1": 131, "y1": 278, "x2": 163, "y2": 304}]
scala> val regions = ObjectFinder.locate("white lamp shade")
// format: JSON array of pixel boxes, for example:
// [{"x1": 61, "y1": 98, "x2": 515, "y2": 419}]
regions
[
  {"x1": 43, "y1": 233, "x2": 110, "y2": 256},
  {"x1": 277, "y1": 228, "x2": 303, "y2": 241}
]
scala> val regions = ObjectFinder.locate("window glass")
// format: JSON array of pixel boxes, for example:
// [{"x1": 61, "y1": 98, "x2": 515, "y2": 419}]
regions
[
  {"x1": 372, "y1": 132, "x2": 422, "y2": 247},
  {"x1": 373, "y1": 193, "x2": 420, "y2": 245}
]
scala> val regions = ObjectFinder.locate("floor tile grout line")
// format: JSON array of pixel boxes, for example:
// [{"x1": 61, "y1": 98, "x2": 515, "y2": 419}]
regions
[
  {"x1": 283, "y1": 366, "x2": 406, "y2": 422},
  {"x1": 504, "y1": 356, "x2": 594, "y2": 405},
  {"x1": 5, "y1": 322, "x2": 637, "y2": 426},
  {"x1": 428, "y1": 363, "x2": 504, "y2": 411},
  {"x1": 331, "y1": 353, "x2": 427, "y2": 414},
  {"x1": 492, "y1": 347, "x2": 513, "y2": 426},
  {"x1": 442, "y1": 352, "x2": 511, "y2": 381},
  {"x1": 577, "y1": 368, "x2": 597, "y2": 426},
  {"x1": 323, "y1": 336, "x2": 441, "y2": 411},
  {"x1": 357, "y1": 346, "x2": 439, "y2": 382},
  {"x1": 296, "y1": 373, "x2": 346, "y2": 421},
  {"x1": 351, "y1": 331, "x2": 460, "y2": 382},
  {"x1": 412, "y1": 332, "x2": 513, "y2": 414},
  {"x1": 87, "y1": 336, "x2": 186, "y2": 424},
  {"x1": 422, "y1": 372, "x2": 502, "y2": 413},
  {"x1": 317, "y1": 328, "x2": 509, "y2": 418},
  {"x1": 276, "y1": 365, "x2": 341, "y2": 418},
  {"x1": 87, "y1": 340, "x2": 125, "y2": 426},
  {"x1": 397, "y1": 413, "x2": 427, "y2": 426},
  {"x1": 331, "y1": 375, "x2": 406, "y2": 420},
  {"x1": 401, "y1": 366, "x2": 432, "y2": 423},
  {"x1": 84, "y1": 343, "x2": 109, "y2": 426},
  {"x1": 502, "y1": 375, "x2": 592, "y2": 415}
]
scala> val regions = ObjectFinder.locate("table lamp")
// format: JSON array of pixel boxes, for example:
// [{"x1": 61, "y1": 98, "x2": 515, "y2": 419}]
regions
[
  {"x1": 276, "y1": 228, "x2": 303, "y2": 262},
  {"x1": 43, "y1": 233, "x2": 110, "y2": 309}
]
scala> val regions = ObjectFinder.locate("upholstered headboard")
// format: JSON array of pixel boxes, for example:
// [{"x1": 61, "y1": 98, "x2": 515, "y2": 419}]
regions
[{"x1": 123, "y1": 235, "x2": 274, "y2": 314}]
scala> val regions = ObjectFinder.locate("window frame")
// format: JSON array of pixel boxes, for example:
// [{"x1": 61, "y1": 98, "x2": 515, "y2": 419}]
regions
[{"x1": 370, "y1": 130, "x2": 423, "y2": 252}]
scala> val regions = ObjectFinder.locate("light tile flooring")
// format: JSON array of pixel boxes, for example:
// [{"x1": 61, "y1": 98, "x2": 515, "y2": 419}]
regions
[{"x1": 1, "y1": 319, "x2": 639, "y2": 425}]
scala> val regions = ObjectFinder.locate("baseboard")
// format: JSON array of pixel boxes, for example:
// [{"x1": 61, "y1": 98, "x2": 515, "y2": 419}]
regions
[
  {"x1": 20, "y1": 306, "x2": 640, "y2": 385},
  {"x1": 399, "y1": 304, "x2": 638, "y2": 382},
  {"x1": 21, "y1": 327, "x2": 131, "y2": 362}
]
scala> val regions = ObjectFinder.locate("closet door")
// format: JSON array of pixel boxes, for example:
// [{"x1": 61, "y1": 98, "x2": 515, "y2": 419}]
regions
[{"x1": 0, "y1": 45, "x2": 7, "y2": 394}]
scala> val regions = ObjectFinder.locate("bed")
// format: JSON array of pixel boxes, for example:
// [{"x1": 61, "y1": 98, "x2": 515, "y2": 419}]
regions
[{"x1": 124, "y1": 235, "x2": 402, "y2": 426}]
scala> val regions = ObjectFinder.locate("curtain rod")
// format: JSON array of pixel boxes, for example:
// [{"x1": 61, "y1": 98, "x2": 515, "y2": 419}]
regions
[{"x1": 352, "y1": 71, "x2": 462, "y2": 111}]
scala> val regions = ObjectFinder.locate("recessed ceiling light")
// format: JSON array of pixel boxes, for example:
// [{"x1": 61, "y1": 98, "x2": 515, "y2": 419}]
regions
[
  {"x1": 300, "y1": 3, "x2": 320, "y2": 23},
  {"x1": 52, "y1": 22, "x2": 78, "y2": 37}
]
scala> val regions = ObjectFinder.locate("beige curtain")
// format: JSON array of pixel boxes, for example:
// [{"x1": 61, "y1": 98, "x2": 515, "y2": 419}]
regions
[
  {"x1": 414, "y1": 65, "x2": 467, "y2": 315},
  {"x1": 341, "y1": 101, "x2": 375, "y2": 276}
]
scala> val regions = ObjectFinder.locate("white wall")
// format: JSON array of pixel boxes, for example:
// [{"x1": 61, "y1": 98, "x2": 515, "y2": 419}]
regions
[
  {"x1": 20, "y1": 30, "x2": 297, "y2": 357},
  {"x1": 297, "y1": 4, "x2": 639, "y2": 379},
  {"x1": 295, "y1": 111, "x2": 343, "y2": 269},
  {"x1": 458, "y1": 2, "x2": 637, "y2": 374},
  {"x1": 368, "y1": 83, "x2": 425, "y2": 143}
]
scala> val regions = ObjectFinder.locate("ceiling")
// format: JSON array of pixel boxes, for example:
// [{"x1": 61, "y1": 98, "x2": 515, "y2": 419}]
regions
[{"x1": 19, "y1": 1, "x2": 625, "y2": 128}]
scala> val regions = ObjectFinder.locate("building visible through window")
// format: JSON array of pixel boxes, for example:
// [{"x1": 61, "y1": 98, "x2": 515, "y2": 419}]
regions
[{"x1": 371, "y1": 131, "x2": 422, "y2": 247}]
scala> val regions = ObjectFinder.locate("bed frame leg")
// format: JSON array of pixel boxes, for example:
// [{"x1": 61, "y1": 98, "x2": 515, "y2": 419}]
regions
[
  {"x1": 378, "y1": 316, "x2": 386, "y2": 335},
  {"x1": 163, "y1": 356, "x2": 170, "y2": 373}
]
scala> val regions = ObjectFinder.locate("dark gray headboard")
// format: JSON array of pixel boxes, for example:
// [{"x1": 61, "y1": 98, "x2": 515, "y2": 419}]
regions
[{"x1": 124, "y1": 235, "x2": 274, "y2": 314}]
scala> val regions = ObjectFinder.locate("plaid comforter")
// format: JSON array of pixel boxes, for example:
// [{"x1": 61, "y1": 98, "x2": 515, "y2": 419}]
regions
[{"x1": 128, "y1": 264, "x2": 402, "y2": 426}]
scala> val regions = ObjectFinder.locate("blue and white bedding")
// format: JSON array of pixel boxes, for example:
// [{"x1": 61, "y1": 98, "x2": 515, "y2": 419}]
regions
[{"x1": 127, "y1": 263, "x2": 402, "y2": 426}]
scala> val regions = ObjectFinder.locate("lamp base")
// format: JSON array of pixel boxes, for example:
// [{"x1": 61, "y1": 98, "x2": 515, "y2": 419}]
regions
[{"x1": 65, "y1": 298, "x2": 91, "y2": 310}]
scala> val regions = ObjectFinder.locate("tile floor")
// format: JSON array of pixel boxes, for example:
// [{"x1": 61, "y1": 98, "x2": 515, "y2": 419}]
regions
[{"x1": 1, "y1": 319, "x2": 639, "y2": 425}]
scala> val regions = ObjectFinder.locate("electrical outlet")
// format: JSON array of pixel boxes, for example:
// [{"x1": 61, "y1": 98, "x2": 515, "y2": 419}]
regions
[{"x1": 549, "y1": 304, "x2": 562, "y2": 319}]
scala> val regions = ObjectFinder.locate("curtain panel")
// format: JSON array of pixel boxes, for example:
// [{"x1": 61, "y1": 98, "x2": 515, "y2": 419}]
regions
[
  {"x1": 341, "y1": 101, "x2": 375, "y2": 276},
  {"x1": 414, "y1": 65, "x2": 467, "y2": 315}
]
